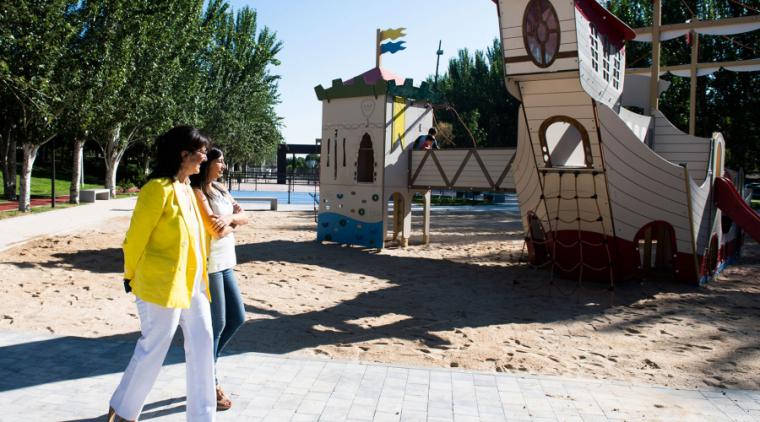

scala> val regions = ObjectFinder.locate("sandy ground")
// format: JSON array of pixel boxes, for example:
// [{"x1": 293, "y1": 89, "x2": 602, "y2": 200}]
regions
[{"x1": 1, "y1": 210, "x2": 758, "y2": 390}]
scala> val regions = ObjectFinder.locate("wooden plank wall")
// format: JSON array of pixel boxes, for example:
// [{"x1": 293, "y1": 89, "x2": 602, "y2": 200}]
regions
[
  {"x1": 652, "y1": 111, "x2": 712, "y2": 184},
  {"x1": 512, "y1": 111, "x2": 544, "y2": 230},
  {"x1": 519, "y1": 78, "x2": 613, "y2": 235},
  {"x1": 617, "y1": 107, "x2": 651, "y2": 142},
  {"x1": 598, "y1": 105, "x2": 694, "y2": 253},
  {"x1": 520, "y1": 78, "x2": 599, "y2": 167}
]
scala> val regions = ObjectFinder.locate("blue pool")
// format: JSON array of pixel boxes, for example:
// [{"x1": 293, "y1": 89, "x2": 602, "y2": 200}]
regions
[{"x1": 231, "y1": 190, "x2": 319, "y2": 205}]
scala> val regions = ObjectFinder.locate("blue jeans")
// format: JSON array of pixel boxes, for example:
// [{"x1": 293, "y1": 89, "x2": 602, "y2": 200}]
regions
[{"x1": 208, "y1": 268, "x2": 245, "y2": 382}]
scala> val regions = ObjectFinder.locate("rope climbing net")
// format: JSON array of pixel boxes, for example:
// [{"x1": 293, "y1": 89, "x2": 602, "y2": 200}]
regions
[{"x1": 518, "y1": 168, "x2": 616, "y2": 295}]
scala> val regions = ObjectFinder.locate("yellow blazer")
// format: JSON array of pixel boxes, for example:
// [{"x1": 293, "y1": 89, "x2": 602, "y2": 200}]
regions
[{"x1": 123, "y1": 178, "x2": 211, "y2": 308}]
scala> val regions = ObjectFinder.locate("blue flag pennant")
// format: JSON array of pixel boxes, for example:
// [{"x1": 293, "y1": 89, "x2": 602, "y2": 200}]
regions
[{"x1": 380, "y1": 40, "x2": 406, "y2": 55}]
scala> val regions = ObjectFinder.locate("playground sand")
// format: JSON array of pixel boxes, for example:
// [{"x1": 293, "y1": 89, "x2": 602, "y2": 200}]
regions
[{"x1": 1, "y1": 210, "x2": 759, "y2": 390}]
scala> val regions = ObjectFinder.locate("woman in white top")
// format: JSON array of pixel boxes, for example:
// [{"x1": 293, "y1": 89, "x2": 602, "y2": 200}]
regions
[{"x1": 190, "y1": 147, "x2": 248, "y2": 411}]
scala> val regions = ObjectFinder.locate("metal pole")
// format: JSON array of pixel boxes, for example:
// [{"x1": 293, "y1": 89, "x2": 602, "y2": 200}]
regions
[
  {"x1": 434, "y1": 40, "x2": 443, "y2": 88},
  {"x1": 376, "y1": 28, "x2": 382, "y2": 68},
  {"x1": 51, "y1": 138, "x2": 56, "y2": 208}
]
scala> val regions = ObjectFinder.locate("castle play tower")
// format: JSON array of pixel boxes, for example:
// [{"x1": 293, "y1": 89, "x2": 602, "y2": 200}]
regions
[{"x1": 314, "y1": 67, "x2": 438, "y2": 248}]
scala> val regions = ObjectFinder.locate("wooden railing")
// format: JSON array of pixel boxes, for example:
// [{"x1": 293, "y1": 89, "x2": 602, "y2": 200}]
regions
[{"x1": 408, "y1": 148, "x2": 517, "y2": 192}]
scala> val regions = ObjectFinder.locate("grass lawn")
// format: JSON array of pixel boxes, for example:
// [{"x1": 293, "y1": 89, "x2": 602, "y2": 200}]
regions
[
  {"x1": 752, "y1": 199, "x2": 759, "y2": 210},
  {"x1": 0, "y1": 173, "x2": 103, "y2": 197}
]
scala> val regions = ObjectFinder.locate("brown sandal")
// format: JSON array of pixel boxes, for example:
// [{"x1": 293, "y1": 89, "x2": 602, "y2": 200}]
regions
[
  {"x1": 216, "y1": 386, "x2": 232, "y2": 411},
  {"x1": 107, "y1": 406, "x2": 135, "y2": 422}
]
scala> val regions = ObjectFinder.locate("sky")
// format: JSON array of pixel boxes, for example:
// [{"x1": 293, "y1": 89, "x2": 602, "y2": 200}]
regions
[{"x1": 227, "y1": 0, "x2": 500, "y2": 146}]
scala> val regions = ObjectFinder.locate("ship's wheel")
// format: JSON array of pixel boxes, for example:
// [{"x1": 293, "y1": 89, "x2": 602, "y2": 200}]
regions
[{"x1": 522, "y1": 0, "x2": 561, "y2": 68}]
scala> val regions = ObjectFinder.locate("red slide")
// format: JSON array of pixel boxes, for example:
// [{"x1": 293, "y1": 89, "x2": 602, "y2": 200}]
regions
[{"x1": 714, "y1": 177, "x2": 760, "y2": 243}]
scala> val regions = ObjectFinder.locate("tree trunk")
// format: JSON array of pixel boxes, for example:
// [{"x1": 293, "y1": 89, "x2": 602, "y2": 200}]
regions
[
  {"x1": 3, "y1": 130, "x2": 18, "y2": 201},
  {"x1": 19, "y1": 143, "x2": 39, "y2": 212},
  {"x1": 143, "y1": 152, "x2": 151, "y2": 176},
  {"x1": 103, "y1": 124, "x2": 127, "y2": 198},
  {"x1": 69, "y1": 138, "x2": 85, "y2": 204}
]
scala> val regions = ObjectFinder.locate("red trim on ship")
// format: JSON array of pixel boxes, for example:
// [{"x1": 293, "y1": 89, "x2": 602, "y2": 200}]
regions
[
  {"x1": 574, "y1": 0, "x2": 636, "y2": 48},
  {"x1": 526, "y1": 229, "x2": 701, "y2": 284}
]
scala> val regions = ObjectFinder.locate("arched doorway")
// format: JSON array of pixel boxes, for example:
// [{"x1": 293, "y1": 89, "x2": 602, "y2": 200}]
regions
[
  {"x1": 634, "y1": 221, "x2": 677, "y2": 280},
  {"x1": 357, "y1": 133, "x2": 374, "y2": 183}
]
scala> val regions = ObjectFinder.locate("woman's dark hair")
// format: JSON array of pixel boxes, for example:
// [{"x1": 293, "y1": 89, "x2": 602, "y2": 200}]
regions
[
  {"x1": 148, "y1": 125, "x2": 210, "y2": 180},
  {"x1": 190, "y1": 147, "x2": 226, "y2": 199}
]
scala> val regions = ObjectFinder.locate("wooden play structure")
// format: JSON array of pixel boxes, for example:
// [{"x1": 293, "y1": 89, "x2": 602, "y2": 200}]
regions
[
  {"x1": 314, "y1": 65, "x2": 439, "y2": 248},
  {"x1": 315, "y1": 2, "x2": 760, "y2": 286},
  {"x1": 495, "y1": 0, "x2": 759, "y2": 285}
]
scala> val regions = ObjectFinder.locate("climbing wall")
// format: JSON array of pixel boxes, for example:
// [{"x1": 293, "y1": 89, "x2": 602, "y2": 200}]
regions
[{"x1": 317, "y1": 96, "x2": 387, "y2": 248}]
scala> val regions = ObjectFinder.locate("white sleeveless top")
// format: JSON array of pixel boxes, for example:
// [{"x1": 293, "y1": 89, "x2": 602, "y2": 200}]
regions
[{"x1": 207, "y1": 190, "x2": 237, "y2": 273}]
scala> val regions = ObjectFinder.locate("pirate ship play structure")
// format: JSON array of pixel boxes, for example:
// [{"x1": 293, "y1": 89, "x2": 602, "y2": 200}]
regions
[{"x1": 314, "y1": 0, "x2": 760, "y2": 286}]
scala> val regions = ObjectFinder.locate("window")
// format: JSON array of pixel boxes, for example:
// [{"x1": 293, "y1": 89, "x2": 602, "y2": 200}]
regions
[
  {"x1": 522, "y1": 0, "x2": 561, "y2": 68},
  {"x1": 612, "y1": 51, "x2": 621, "y2": 89},
  {"x1": 590, "y1": 24, "x2": 599, "y2": 72},
  {"x1": 356, "y1": 133, "x2": 374, "y2": 183},
  {"x1": 539, "y1": 116, "x2": 593, "y2": 168}
]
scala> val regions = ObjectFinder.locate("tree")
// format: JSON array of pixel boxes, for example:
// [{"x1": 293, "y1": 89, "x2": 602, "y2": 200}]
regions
[
  {"x1": 200, "y1": 4, "x2": 283, "y2": 169},
  {"x1": 0, "y1": 0, "x2": 78, "y2": 211},
  {"x1": 432, "y1": 39, "x2": 519, "y2": 148},
  {"x1": 76, "y1": 0, "x2": 211, "y2": 196},
  {"x1": 55, "y1": 3, "x2": 96, "y2": 204}
]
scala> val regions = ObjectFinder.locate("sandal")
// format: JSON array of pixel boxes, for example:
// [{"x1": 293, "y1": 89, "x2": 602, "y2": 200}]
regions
[
  {"x1": 107, "y1": 406, "x2": 135, "y2": 422},
  {"x1": 216, "y1": 386, "x2": 232, "y2": 411}
]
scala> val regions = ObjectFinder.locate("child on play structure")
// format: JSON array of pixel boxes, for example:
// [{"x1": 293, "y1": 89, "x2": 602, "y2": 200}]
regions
[{"x1": 413, "y1": 127, "x2": 440, "y2": 150}]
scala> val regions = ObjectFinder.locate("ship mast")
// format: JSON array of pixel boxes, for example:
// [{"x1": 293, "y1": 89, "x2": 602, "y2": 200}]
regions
[{"x1": 628, "y1": 4, "x2": 760, "y2": 135}]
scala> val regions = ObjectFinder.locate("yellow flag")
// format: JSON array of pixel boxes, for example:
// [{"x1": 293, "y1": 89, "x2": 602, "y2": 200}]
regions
[{"x1": 380, "y1": 27, "x2": 406, "y2": 41}]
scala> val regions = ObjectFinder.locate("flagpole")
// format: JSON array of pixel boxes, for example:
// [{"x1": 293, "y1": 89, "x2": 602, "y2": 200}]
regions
[{"x1": 376, "y1": 28, "x2": 381, "y2": 68}]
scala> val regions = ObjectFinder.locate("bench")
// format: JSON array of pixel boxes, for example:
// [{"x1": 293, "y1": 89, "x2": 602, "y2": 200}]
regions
[
  {"x1": 80, "y1": 189, "x2": 110, "y2": 203},
  {"x1": 234, "y1": 197, "x2": 278, "y2": 211}
]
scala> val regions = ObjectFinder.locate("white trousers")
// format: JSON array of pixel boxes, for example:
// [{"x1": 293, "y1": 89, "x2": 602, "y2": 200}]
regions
[{"x1": 110, "y1": 275, "x2": 216, "y2": 422}]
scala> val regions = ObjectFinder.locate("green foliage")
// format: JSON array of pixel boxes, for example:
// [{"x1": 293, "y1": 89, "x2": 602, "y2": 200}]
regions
[
  {"x1": 431, "y1": 38, "x2": 519, "y2": 148},
  {"x1": 1, "y1": 0, "x2": 284, "y2": 199},
  {"x1": 199, "y1": 3, "x2": 283, "y2": 165},
  {"x1": 0, "y1": 0, "x2": 78, "y2": 143}
]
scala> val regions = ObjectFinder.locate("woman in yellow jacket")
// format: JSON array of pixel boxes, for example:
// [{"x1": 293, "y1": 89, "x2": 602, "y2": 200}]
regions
[{"x1": 108, "y1": 126, "x2": 216, "y2": 422}]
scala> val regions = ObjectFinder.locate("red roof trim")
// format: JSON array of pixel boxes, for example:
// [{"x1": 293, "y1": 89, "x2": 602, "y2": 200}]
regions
[{"x1": 574, "y1": 0, "x2": 636, "y2": 47}]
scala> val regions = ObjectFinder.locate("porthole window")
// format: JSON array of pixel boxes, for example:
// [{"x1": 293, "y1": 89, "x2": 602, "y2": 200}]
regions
[{"x1": 522, "y1": 0, "x2": 561, "y2": 68}]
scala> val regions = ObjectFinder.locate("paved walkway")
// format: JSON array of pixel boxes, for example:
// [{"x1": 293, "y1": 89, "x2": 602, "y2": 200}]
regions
[
  {"x1": 0, "y1": 330, "x2": 757, "y2": 422},
  {"x1": 0, "y1": 196, "x2": 138, "y2": 253}
]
